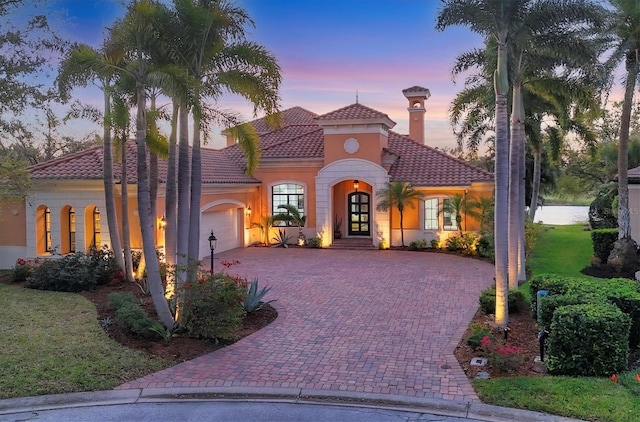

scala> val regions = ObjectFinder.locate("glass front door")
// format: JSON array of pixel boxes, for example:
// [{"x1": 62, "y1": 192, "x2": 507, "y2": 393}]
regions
[{"x1": 348, "y1": 192, "x2": 370, "y2": 236}]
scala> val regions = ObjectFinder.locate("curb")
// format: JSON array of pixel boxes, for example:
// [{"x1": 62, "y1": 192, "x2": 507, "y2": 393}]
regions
[{"x1": 0, "y1": 387, "x2": 584, "y2": 422}]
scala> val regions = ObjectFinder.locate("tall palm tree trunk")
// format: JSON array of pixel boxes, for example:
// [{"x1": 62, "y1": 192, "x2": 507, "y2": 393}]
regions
[
  {"x1": 102, "y1": 90, "x2": 124, "y2": 271},
  {"x1": 187, "y1": 113, "x2": 203, "y2": 280},
  {"x1": 135, "y1": 80, "x2": 174, "y2": 329},
  {"x1": 617, "y1": 61, "x2": 638, "y2": 240},
  {"x1": 494, "y1": 34, "x2": 510, "y2": 328},
  {"x1": 176, "y1": 103, "x2": 190, "y2": 286},
  {"x1": 120, "y1": 139, "x2": 134, "y2": 283},
  {"x1": 165, "y1": 100, "x2": 178, "y2": 267},
  {"x1": 508, "y1": 84, "x2": 524, "y2": 289},
  {"x1": 399, "y1": 209, "x2": 405, "y2": 246},
  {"x1": 529, "y1": 148, "x2": 542, "y2": 221},
  {"x1": 516, "y1": 85, "x2": 527, "y2": 282}
]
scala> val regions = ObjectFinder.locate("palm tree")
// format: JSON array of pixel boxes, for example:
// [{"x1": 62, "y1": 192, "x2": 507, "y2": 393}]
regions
[
  {"x1": 108, "y1": 0, "x2": 176, "y2": 329},
  {"x1": 165, "y1": 0, "x2": 281, "y2": 282},
  {"x1": 57, "y1": 40, "x2": 126, "y2": 274},
  {"x1": 275, "y1": 203, "x2": 307, "y2": 244},
  {"x1": 437, "y1": 0, "x2": 512, "y2": 327},
  {"x1": 251, "y1": 214, "x2": 284, "y2": 246},
  {"x1": 604, "y1": 0, "x2": 640, "y2": 265},
  {"x1": 441, "y1": 193, "x2": 480, "y2": 233},
  {"x1": 376, "y1": 181, "x2": 424, "y2": 247}
]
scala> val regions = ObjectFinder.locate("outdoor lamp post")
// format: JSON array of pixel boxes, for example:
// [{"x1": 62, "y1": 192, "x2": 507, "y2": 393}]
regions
[{"x1": 208, "y1": 230, "x2": 217, "y2": 273}]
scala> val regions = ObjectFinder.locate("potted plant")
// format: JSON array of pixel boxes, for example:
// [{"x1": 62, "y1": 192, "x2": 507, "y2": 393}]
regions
[{"x1": 334, "y1": 214, "x2": 343, "y2": 239}]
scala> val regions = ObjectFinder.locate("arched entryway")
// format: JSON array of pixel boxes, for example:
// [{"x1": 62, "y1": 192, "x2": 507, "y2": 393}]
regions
[{"x1": 348, "y1": 192, "x2": 370, "y2": 236}]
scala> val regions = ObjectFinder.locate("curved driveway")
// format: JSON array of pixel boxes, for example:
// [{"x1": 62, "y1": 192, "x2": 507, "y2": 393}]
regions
[{"x1": 118, "y1": 248, "x2": 494, "y2": 403}]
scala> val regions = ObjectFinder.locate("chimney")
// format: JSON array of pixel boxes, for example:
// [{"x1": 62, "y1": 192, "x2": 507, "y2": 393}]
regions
[{"x1": 402, "y1": 86, "x2": 431, "y2": 144}]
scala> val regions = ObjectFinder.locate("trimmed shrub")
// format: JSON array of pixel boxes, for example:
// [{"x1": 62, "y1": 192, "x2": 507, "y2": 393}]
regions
[
  {"x1": 546, "y1": 303, "x2": 630, "y2": 376},
  {"x1": 476, "y1": 232, "x2": 494, "y2": 261},
  {"x1": 591, "y1": 228, "x2": 619, "y2": 262},
  {"x1": 10, "y1": 258, "x2": 31, "y2": 282},
  {"x1": 605, "y1": 279, "x2": 640, "y2": 349},
  {"x1": 409, "y1": 239, "x2": 427, "y2": 251},
  {"x1": 479, "y1": 287, "x2": 526, "y2": 315},
  {"x1": 538, "y1": 293, "x2": 597, "y2": 330},
  {"x1": 445, "y1": 232, "x2": 478, "y2": 255},
  {"x1": 306, "y1": 237, "x2": 321, "y2": 248},
  {"x1": 26, "y1": 250, "x2": 121, "y2": 292},
  {"x1": 27, "y1": 253, "x2": 95, "y2": 292},
  {"x1": 107, "y1": 292, "x2": 163, "y2": 339},
  {"x1": 107, "y1": 291, "x2": 138, "y2": 310},
  {"x1": 181, "y1": 272, "x2": 247, "y2": 341},
  {"x1": 528, "y1": 274, "x2": 571, "y2": 317}
]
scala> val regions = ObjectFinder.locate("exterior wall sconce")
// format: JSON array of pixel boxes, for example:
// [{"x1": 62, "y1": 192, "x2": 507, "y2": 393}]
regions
[
  {"x1": 353, "y1": 179, "x2": 359, "y2": 192},
  {"x1": 246, "y1": 206, "x2": 252, "y2": 217},
  {"x1": 159, "y1": 214, "x2": 167, "y2": 230}
]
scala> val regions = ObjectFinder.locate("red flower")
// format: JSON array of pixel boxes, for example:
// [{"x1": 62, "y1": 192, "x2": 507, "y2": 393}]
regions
[
  {"x1": 16, "y1": 258, "x2": 26, "y2": 266},
  {"x1": 611, "y1": 374, "x2": 618, "y2": 384},
  {"x1": 635, "y1": 374, "x2": 640, "y2": 382},
  {"x1": 480, "y1": 336, "x2": 492, "y2": 349},
  {"x1": 237, "y1": 296, "x2": 243, "y2": 303}
]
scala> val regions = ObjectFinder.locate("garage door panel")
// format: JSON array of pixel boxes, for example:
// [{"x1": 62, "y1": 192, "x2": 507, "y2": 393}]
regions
[{"x1": 200, "y1": 208, "x2": 241, "y2": 259}]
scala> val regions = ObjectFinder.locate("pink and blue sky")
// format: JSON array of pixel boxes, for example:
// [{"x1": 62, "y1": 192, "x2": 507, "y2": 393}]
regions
[{"x1": 54, "y1": 0, "x2": 486, "y2": 149}]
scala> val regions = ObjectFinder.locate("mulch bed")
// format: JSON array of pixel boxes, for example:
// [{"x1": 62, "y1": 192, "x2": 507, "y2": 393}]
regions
[{"x1": 79, "y1": 281, "x2": 277, "y2": 363}]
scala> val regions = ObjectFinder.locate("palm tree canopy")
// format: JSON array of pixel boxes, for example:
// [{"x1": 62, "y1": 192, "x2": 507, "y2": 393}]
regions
[{"x1": 376, "y1": 181, "x2": 424, "y2": 213}]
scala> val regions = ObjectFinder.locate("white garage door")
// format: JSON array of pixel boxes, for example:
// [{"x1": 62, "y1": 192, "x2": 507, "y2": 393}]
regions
[{"x1": 199, "y1": 208, "x2": 242, "y2": 260}]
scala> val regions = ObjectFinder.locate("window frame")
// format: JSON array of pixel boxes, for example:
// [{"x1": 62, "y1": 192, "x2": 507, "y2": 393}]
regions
[
  {"x1": 44, "y1": 207, "x2": 52, "y2": 252},
  {"x1": 92, "y1": 207, "x2": 101, "y2": 248},
  {"x1": 271, "y1": 183, "x2": 305, "y2": 227}
]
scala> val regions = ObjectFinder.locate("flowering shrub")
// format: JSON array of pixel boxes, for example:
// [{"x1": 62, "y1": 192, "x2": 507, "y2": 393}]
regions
[
  {"x1": 11, "y1": 258, "x2": 31, "y2": 282},
  {"x1": 480, "y1": 336, "x2": 525, "y2": 372},
  {"x1": 180, "y1": 271, "x2": 248, "y2": 341}
]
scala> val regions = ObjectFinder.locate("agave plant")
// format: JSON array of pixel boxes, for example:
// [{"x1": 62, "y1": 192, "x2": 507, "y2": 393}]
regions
[
  {"x1": 241, "y1": 277, "x2": 276, "y2": 313},
  {"x1": 272, "y1": 229, "x2": 292, "y2": 248}
]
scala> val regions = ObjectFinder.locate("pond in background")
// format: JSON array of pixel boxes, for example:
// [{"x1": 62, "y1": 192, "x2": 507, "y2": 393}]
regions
[{"x1": 532, "y1": 205, "x2": 589, "y2": 225}]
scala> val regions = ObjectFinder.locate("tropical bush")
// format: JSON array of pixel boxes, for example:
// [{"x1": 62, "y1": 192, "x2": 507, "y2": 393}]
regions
[
  {"x1": 26, "y1": 249, "x2": 120, "y2": 292},
  {"x1": 476, "y1": 231, "x2": 494, "y2": 260},
  {"x1": 107, "y1": 292, "x2": 164, "y2": 339},
  {"x1": 10, "y1": 258, "x2": 31, "y2": 282},
  {"x1": 479, "y1": 286, "x2": 526, "y2": 315},
  {"x1": 466, "y1": 322, "x2": 493, "y2": 351},
  {"x1": 590, "y1": 228, "x2": 619, "y2": 263},
  {"x1": 306, "y1": 237, "x2": 321, "y2": 248},
  {"x1": 480, "y1": 335, "x2": 525, "y2": 372},
  {"x1": 445, "y1": 232, "x2": 478, "y2": 255},
  {"x1": 409, "y1": 239, "x2": 427, "y2": 251},
  {"x1": 180, "y1": 272, "x2": 247, "y2": 341},
  {"x1": 546, "y1": 303, "x2": 630, "y2": 376}
]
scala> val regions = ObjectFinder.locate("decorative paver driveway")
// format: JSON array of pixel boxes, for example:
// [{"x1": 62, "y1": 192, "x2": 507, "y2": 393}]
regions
[{"x1": 118, "y1": 248, "x2": 494, "y2": 402}]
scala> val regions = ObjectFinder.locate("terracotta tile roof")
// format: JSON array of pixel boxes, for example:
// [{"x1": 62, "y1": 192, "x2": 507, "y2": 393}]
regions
[
  {"x1": 249, "y1": 106, "x2": 318, "y2": 133},
  {"x1": 29, "y1": 141, "x2": 258, "y2": 185},
  {"x1": 29, "y1": 105, "x2": 493, "y2": 188},
  {"x1": 315, "y1": 103, "x2": 396, "y2": 128},
  {"x1": 260, "y1": 129, "x2": 324, "y2": 159},
  {"x1": 387, "y1": 133, "x2": 493, "y2": 186}
]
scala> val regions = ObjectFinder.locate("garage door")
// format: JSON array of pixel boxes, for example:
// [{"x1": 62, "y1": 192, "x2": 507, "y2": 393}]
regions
[{"x1": 199, "y1": 208, "x2": 242, "y2": 260}]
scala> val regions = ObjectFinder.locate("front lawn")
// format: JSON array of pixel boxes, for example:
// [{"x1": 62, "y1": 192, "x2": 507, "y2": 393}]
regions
[
  {"x1": 472, "y1": 224, "x2": 640, "y2": 422},
  {"x1": 0, "y1": 283, "x2": 170, "y2": 399}
]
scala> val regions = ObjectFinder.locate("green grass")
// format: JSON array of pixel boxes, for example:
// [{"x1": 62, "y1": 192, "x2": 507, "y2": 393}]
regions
[
  {"x1": 528, "y1": 224, "x2": 594, "y2": 278},
  {"x1": 543, "y1": 195, "x2": 594, "y2": 206},
  {"x1": 0, "y1": 283, "x2": 170, "y2": 399},
  {"x1": 474, "y1": 376, "x2": 640, "y2": 422},
  {"x1": 473, "y1": 224, "x2": 640, "y2": 422}
]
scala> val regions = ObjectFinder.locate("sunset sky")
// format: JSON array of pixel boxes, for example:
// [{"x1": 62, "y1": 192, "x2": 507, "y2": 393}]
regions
[{"x1": 52, "y1": 0, "x2": 485, "y2": 150}]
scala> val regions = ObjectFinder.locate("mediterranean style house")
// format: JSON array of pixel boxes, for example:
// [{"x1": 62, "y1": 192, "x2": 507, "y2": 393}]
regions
[{"x1": 0, "y1": 86, "x2": 494, "y2": 269}]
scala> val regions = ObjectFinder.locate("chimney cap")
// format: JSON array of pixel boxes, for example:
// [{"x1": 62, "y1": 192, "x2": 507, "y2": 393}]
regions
[{"x1": 402, "y1": 86, "x2": 431, "y2": 100}]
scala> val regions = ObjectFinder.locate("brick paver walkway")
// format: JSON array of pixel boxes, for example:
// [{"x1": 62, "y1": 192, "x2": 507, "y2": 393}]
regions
[{"x1": 118, "y1": 248, "x2": 495, "y2": 402}]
